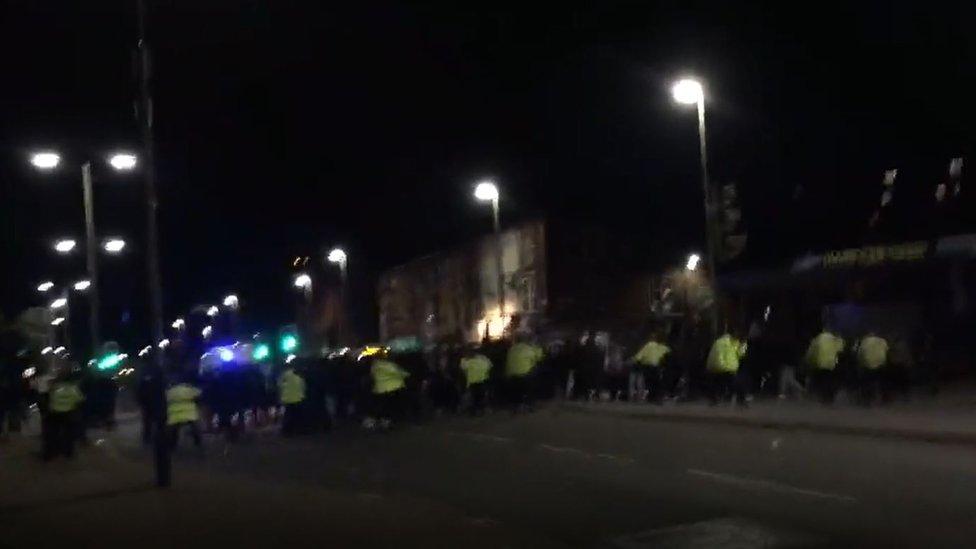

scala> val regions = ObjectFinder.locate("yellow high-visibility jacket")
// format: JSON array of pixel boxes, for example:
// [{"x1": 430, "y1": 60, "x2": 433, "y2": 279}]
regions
[
  {"x1": 460, "y1": 354, "x2": 492, "y2": 386},
  {"x1": 706, "y1": 335, "x2": 747, "y2": 373},
  {"x1": 632, "y1": 341, "x2": 670, "y2": 367},
  {"x1": 505, "y1": 342, "x2": 543, "y2": 378},
  {"x1": 805, "y1": 332, "x2": 846, "y2": 371},
  {"x1": 166, "y1": 383, "x2": 201, "y2": 426},
  {"x1": 371, "y1": 359, "x2": 409, "y2": 394},
  {"x1": 278, "y1": 368, "x2": 306, "y2": 404},
  {"x1": 857, "y1": 336, "x2": 889, "y2": 370},
  {"x1": 49, "y1": 382, "x2": 84, "y2": 413}
]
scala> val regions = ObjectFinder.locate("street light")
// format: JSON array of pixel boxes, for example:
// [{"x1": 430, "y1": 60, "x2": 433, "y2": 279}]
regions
[
  {"x1": 474, "y1": 180, "x2": 505, "y2": 316},
  {"x1": 206, "y1": 305, "x2": 219, "y2": 317},
  {"x1": 294, "y1": 273, "x2": 312, "y2": 289},
  {"x1": 50, "y1": 297, "x2": 68, "y2": 310},
  {"x1": 30, "y1": 152, "x2": 61, "y2": 170},
  {"x1": 671, "y1": 77, "x2": 718, "y2": 335},
  {"x1": 37, "y1": 281, "x2": 54, "y2": 293},
  {"x1": 686, "y1": 253, "x2": 701, "y2": 272},
  {"x1": 108, "y1": 153, "x2": 138, "y2": 171},
  {"x1": 41, "y1": 346, "x2": 53, "y2": 355},
  {"x1": 158, "y1": 338, "x2": 170, "y2": 349},
  {"x1": 54, "y1": 239, "x2": 77, "y2": 253},
  {"x1": 171, "y1": 318, "x2": 185, "y2": 330},
  {"x1": 222, "y1": 294, "x2": 239, "y2": 308},
  {"x1": 51, "y1": 317, "x2": 65, "y2": 326},
  {"x1": 201, "y1": 325, "x2": 213, "y2": 339},
  {"x1": 73, "y1": 279, "x2": 91, "y2": 291},
  {"x1": 103, "y1": 238, "x2": 126, "y2": 254}
]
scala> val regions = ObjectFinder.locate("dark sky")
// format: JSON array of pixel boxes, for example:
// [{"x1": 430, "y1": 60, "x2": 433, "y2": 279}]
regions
[{"x1": 2, "y1": 1, "x2": 974, "y2": 345}]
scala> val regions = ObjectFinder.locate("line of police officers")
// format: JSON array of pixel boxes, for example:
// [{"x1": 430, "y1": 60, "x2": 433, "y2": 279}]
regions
[{"x1": 39, "y1": 326, "x2": 897, "y2": 459}]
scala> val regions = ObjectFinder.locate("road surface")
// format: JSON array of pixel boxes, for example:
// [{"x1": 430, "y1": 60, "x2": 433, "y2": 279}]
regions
[{"x1": 6, "y1": 406, "x2": 976, "y2": 547}]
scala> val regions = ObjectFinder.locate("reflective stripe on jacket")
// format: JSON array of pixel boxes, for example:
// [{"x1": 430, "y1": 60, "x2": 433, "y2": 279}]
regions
[{"x1": 166, "y1": 383, "x2": 201, "y2": 426}]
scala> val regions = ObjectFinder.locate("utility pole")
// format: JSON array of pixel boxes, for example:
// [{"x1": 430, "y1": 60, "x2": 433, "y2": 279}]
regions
[
  {"x1": 81, "y1": 162, "x2": 101, "y2": 353},
  {"x1": 137, "y1": 0, "x2": 170, "y2": 488}
]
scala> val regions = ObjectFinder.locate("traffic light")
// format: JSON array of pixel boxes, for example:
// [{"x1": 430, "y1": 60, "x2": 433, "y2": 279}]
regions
[
  {"x1": 252, "y1": 343, "x2": 270, "y2": 361},
  {"x1": 96, "y1": 353, "x2": 122, "y2": 371},
  {"x1": 280, "y1": 334, "x2": 298, "y2": 353}
]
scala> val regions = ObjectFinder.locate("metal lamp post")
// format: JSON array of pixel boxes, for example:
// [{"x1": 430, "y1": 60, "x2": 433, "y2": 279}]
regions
[{"x1": 474, "y1": 181, "x2": 505, "y2": 323}]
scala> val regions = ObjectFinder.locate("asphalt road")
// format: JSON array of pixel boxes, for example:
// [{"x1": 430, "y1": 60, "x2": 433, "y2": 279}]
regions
[{"x1": 108, "y1": 406, "x2": 976, "y2": 548}]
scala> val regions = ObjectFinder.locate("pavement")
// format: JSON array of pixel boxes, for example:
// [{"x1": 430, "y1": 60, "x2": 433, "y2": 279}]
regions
[
  {"x1": 561, "y1": 392, "x2": 976, "y2": 445},
  {"x1": 3, "y1": 400, "x2": 976, "y2": 548}
]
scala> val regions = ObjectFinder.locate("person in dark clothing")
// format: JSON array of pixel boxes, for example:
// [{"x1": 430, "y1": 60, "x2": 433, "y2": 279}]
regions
[{"x1": 136, "y1": 361, "x2": 166, "y2": 445}]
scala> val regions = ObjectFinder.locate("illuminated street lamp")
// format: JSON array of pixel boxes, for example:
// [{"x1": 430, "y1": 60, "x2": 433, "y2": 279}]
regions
[
  {"x1": 685, "y1": 253, "x2": 701, "y2": 272},
  {"x1": 41, "y1": 346, "x2": 53, "y2": 355},
  {"x1": 30, "y1": 152, "x2": 60, "y2": 169},
  {"x1": 50, "y1": 297, "x2": 68, "y2": 310},
  {"x1": 51, "y1": 317, "x2": 65, "y2": 326},
  {"x1": 293, "y1": 273, "x2": 312, "y2": 289},
  {"x1": 474, "y1": 180, "x2": 505, "y2": 315},
  {"x1": 31, "y1": 151, "x2": 138, "y2": 352},
  {"x1": 201, "y1": 325, "x2": 213, "y2": 339},
  {"x1": 206, "y1": 305, "x2": 219, "y2": 317},
  {"x1": 54, "y1": 239, "x2": 77, "y2": 254},
  {"x1": 103, "y1": 238, "x2": 126, "y2": 254},
  {"x1": 171, "y1": 318, "x2": 185, "y2": 330},
  {"x1": 671, "y1": 77, "x2": 718, "y2": 335},
  {"x1": 37, "y1": 281, "x2": 55, "y2": 293},
  {"x1": 223, "y1": 294, "x2": 239, "y2": 309},
  {"x1": 108, "y1": 153, "x2": 138, "y2": 171},
  {"x1": 73, "y1": 279, "x2": 91, "y2": 291}
]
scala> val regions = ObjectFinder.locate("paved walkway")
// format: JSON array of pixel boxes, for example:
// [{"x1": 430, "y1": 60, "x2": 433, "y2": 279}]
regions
[{"x1": 562, "y1": 391, "x2": 976, "y2": 445}]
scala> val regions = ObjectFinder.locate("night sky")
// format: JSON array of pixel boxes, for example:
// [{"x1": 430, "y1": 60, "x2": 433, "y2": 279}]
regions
[{"x1": 2, "y1": 1, "x2": 973, "y2": 346}]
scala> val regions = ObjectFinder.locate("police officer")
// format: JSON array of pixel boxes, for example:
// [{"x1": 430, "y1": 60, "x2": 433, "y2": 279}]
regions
[
  {"x1": 706, "y1": 329, "x2": 748, "y2": 406},
  {"x1": 459, "y1": 346, "x2": 492, "y2": 415},
  {"x1": 166, "y1": 375, "x2": 203, "y2": 449},
  {"x1": 278, "y1": 364, "x2": 307, "y2": 436},
  {"x1": 856, "y1": 331, "x2": 889, "y2": 405},
  {"x1": 370, "y1": 354, "x2": 410, "y2": 430},
  {"x1": 804, "y1": 326, "x2": 846, "y2": 404},
  {"x1": 44, "y1": 372, "x2": 84, "y2": 460},
  {"x1": 630, "y1": 331, "x2": 671, "y2": 403},
  {"x1": 505, "y1": 336, "x2": 544, "y2": 411}
]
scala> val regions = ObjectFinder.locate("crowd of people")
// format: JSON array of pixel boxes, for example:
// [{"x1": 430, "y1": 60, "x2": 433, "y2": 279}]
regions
[{"x1": 7, "y1": 319, "x2": 941, "y2": 459}]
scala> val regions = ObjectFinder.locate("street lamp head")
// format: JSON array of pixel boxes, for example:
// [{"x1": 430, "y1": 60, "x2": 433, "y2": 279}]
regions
[
  {"x1": 103, "y1": 239, "x2": 126, "y2": 254},
  {"x1": 294, "y1": 273, "x2": 312, "y2": 289},
  {"x1": 37, "y1": 281, "x2": 55, "y2": 293},
  {"x1": 171, "y1": 318, "x2": 185, "y2": 330},
  {"x1": 49, "y1": 297, "x2": 68, "y2": 310},
  {"x1": 201, "y1": 325, "x2": 213, "y2": 339},
  {"x1": 51, "y1": 317, "x2": 65, "y2": 326},
  {"x1": 54, "y1": 239, "x2": 77, "y2": 254},
  {"x1": 206, "y1": 305, "x2": 219, "y2": 317},
  {"x1": 158, "y1": 338, "x2": 170, "y2": 349},
  {"x1": 223, "y1": 294, "x2": 239, "y2": 308},
  {"x1": 30, "y1": 152, "x2": 61, "y2": 170},
  {"x1": 686, "y1": 253, "x2": 701, "y2": 272},
  {"x1": 474, "y1": 181, "x2": 499, "y2": 202},
  {"x1": 108, "y1": 153, "x2": 137, "y2": 171},
  {"x1": 672, "y1": 78, "x2": 704, "y2": 105},
  {"x1": 73, "y1": 280, "x2": 91, "y2": 291},
  {"x1": 327, "y1": 248, "x2": 347, "y2": 265}
]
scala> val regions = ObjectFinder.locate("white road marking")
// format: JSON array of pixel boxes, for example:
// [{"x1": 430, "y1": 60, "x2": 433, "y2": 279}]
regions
[
  {"x1": 446, "y1": 431, "x2": 513, "y2": 443},
  {"x1": 538, "y1": 443, "x2": 590, "y2": 457},
  {"x1": 687, "y1": 468, "x2": 857, "y2": 503}
]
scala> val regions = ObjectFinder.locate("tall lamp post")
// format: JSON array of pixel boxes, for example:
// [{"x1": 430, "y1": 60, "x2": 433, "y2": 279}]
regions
[
  {"x1": 474, "y1": 181, "x2": 505, "y2": 322},
  {"x1": 671, "y1": 78, "x2": 719, "y2": 335},
  {"x1": 327, "y1": 247, "x2": 348, "y2": 346},
  {"x1": 32, "y1": 152, "x2": 136, "y2": 354}
]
